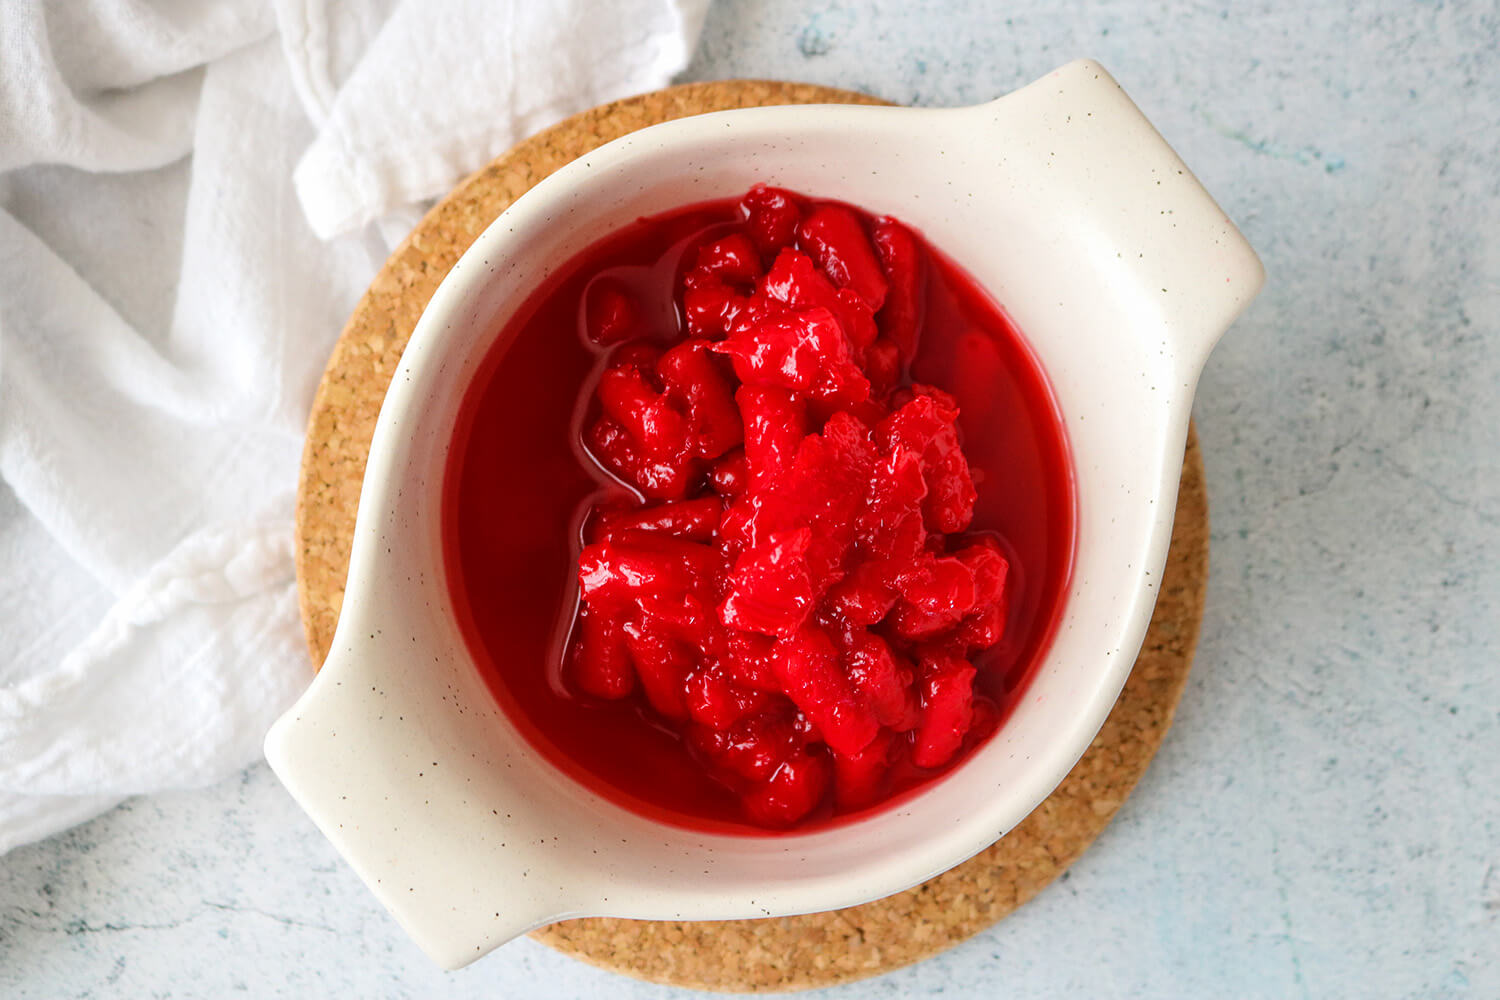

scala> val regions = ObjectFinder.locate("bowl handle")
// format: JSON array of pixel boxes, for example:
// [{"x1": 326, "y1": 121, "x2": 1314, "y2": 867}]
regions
[
  {"x1": 976, "y1": 58, "x2": 1265, "y2": 371},
  {"x1": 265, "y1": 619, "x2": 579, "y2": 968}
]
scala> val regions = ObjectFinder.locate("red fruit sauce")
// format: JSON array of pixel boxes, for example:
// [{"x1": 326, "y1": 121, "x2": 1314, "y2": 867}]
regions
[{"x1": 444, "y1": 187, "x2": 1075, "y2": 833}]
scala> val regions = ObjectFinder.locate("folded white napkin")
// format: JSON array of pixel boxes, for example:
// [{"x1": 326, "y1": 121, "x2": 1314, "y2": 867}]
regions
[{"x1": 0, "y1": 0, "x2": 708, "y2": 855}]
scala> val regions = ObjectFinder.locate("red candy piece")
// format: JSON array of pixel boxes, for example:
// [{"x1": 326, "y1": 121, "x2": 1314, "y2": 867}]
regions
[{"x1": 798, "y1": 205, "x2": 888, "y2": 311}]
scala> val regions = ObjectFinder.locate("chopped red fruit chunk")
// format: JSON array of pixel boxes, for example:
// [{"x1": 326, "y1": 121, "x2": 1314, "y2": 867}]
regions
[
  {"x1": 573, "y1": 605, "x2": 635, "y2": 699},
  {"x1": 584, "y1": 279, "x2": 643, "y2": 345},
  {"x1": 719, "y1": 528, "x2": 816, "y2": 637},
  {"x1": 561, "y1": 187, "x2": 1026, "y2": 830},
  {"x1": 859, "y1": 445, "x2": 927, "y2": 561},
  {"x1": 695, "y1": 707, "x2": 798, "y2": 781},
  {"x1": 684, "y1": 664, "x2": 772, "y2": 729},
  {"x1": 743, "y1": 749, "x2": 830, "y2": 827},
  {"x1": 760, "y1": 249, "x2": 879, "y2": 353},
  {"x1": 725, "y1": 629, "x2": 781, "y2": 692},
  {"x1": 956, "y1": 536, "x2": 1009, "y2": 605},
  {"x1": 578, "y1": 539, "x2": 703, "y2": 608},
  {"x1": 798, "y1": 205, "x2": 889, "y2": 310},
  {"x1": 834, "y1": 289, "x2": 879, "y2": 352},
  {"x1": 712, "y1": 307, "x2": 870, "y2": 408},
  {"x1": 659, "y1": 341, "x2": 743, "y2": 459},
  {"x1": 597, "y1": 364, "x2": 689, "y2": 460},
  {"x1": 842, "y1": 629, "x2": 920, "y2": 731},
  {"x1": 863, "y1": 335, "x2": 901, "y2": 394},
  {"x1": 682, "y1": 278, "x2": 752, "y2": 340},
  {"x1": 759, "y1": 248, "x2": 836, "y2": 310},
  {"x1": 751, "y1": 414, "x2": 874, "y2": 590},
  {"x1": 890, "y1": 555, "x2": 979, "y2": 640},
  {"x1": 586, "y1": 417, "x2": 698, "y2": 500},
  {"x1": 952, "y1": 600, "x2": 1007, "y2": 651},
  {"x1": 871, "y1": 217, "x2": 924, "y2": 359},
  {"x1": 878, "y1": 389, "x2": 976, "y2": 533},
  {"x1": 912, "y1": 653, "x2": 976, "y2": 768},
  {"x1": 770, "y1": 627, "x2": 879, "y2": 756},
  {"x1": 637, "y1": 590, "x2": 721, "y2": 652},
  {"x1": 708, "y1": 448, "x2": 749, "y2": 497},
  {"x1": 832, "y1": 729, "x2": 893, "y2": 810},
  {"x1": 738, "y1": 385, "x2": 806, "y2": 491},
  {"x1": 741, "y1": 184, "x2": 802, "y2": 255},
  {"x1": 594, "y1": 496, "x2": 723, "y2": 542},
  {"x1": 693, "y1": 232, "x2": 763, "y2": 286},
  {"x1": 622, "y1": 619, "x2": 692, "y2": 720},
  {"x1": 824, "y1": 558, "x2": 900, "y2": 625}
]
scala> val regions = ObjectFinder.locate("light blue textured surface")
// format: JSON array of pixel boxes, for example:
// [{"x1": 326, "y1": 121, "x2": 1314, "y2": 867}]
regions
[{"x1": 3, "y1": 2, "x2": 1496, "y2": 997}]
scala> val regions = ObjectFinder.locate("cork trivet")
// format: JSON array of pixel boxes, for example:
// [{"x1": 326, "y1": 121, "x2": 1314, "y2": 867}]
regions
[{"x1": 295, "y1": 80, "x2": 1209, "y2": 992}]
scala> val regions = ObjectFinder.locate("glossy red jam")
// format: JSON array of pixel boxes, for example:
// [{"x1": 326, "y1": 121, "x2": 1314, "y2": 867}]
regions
[{"x1": 444, "y1": 187, "x2": 1075, "y2": 833}]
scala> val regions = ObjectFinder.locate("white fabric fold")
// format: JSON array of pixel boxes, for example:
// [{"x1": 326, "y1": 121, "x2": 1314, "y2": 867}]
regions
[
  {"x1": 289, "y1": 0, "x2": 710, "y2": 237},
  {"x1": 0, "y1": 0, "x2": 276, "y2": 172},
  {"x1": 0, "y1": 0, "x2": 708, "y2": 855}
]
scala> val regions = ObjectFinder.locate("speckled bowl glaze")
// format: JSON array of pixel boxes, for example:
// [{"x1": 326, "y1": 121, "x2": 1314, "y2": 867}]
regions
[{"x1": 265, "y1": 59, "x2": 1263, "y2": 969}]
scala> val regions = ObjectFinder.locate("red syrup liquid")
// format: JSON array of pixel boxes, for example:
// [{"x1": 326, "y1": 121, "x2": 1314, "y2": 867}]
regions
[{"x1": 443, "y1": 195, "x2": 1076, "y2": 834}]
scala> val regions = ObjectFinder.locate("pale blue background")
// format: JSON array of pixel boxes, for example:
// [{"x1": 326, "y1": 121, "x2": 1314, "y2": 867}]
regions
[{"x1": 3, "y1": 2, "x2": 1496, "y2": 997}]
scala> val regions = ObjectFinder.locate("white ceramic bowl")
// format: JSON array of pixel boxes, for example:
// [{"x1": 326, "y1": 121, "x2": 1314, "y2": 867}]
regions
[{"x1": 266, "y1": 59, "x2": 1263, "y2": 969}]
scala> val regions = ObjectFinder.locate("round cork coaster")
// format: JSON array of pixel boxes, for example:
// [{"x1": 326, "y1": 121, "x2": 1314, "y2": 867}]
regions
[{"x1": 295, "y1": 80, "x2": 1209, "y2": 992}]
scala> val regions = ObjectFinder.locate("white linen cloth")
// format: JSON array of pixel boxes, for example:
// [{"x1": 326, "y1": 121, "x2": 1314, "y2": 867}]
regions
[{"x1": 0, "y1": 0, "x2": 709, "y2": 854}]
